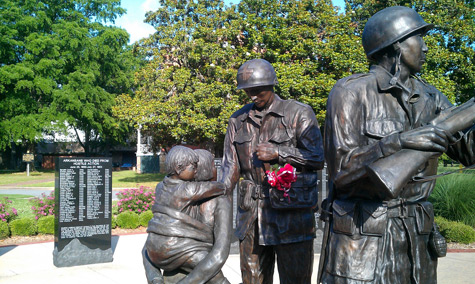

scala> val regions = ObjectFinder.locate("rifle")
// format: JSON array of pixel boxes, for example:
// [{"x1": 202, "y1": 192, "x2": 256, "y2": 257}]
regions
[{"x1": 366, "y1": 98, "x2": 475, "y2": 198}]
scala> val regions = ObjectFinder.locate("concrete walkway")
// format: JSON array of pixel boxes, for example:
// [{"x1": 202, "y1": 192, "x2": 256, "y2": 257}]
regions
[{"x1": 1, "y1": 233, "x2": 474, "y2": 284}]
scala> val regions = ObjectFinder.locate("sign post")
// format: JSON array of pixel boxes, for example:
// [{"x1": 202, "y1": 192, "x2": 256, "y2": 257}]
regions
[{"x1": 22, "y1": 153, "x2": 34, "y2": 176}]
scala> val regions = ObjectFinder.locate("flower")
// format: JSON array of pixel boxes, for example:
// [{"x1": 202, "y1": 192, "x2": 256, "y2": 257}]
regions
[
  {"x1": 266, "y1": 164, "x2": 297, "y2": 200},
  {"x1": 267, "y1": 171, "x2": 278, "y2": 187},
  {"x1": 276, "y1": 163, "x2": 297, "y2": 190}
]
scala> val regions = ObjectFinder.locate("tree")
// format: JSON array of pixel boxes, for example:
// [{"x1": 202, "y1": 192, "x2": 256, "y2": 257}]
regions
[
  {"x1": 0, "y1": 0, "x2": 137, "y2": 155},
  {"x1": 346, "y1": 0, "x2": 475, "y2": 105},
  {"x1": 114, "y1": 0, "x2": 365, "y2": 153},
  {"x1": 115, "y1": 0, "x2": 247, "y2": 154}
]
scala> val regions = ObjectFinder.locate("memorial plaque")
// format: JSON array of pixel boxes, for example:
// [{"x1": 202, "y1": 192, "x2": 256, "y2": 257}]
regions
[
  {"x1": 22, "y1": 153, "x2": 34, "y2": 162},
  {"x1": 53, "y1": 157, "x2": 113, "y2": 267}
]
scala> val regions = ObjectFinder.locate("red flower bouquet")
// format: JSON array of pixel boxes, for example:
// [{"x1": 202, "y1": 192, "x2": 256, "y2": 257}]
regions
[{"x1": 266, "y1": 164, "x2": 297, "y2": 200}]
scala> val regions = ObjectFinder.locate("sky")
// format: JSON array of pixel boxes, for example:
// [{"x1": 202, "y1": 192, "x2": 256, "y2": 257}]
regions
[{"x1": 114, "y1": 0, "x2": 346, "y2": 44}]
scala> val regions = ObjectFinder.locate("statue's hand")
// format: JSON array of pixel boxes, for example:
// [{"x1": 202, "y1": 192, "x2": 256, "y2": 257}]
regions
[
  {"x1": 256, "y1": 142, "x2": 278, "y2": 161},
  {"x1": 399, "y1": 126, "x2": 456, "y2": 152}
]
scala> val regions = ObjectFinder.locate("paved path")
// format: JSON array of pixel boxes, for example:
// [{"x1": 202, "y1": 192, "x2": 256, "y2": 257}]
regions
[{"x1": 1, "y1": 234, "x2": 474, "y2": 284}]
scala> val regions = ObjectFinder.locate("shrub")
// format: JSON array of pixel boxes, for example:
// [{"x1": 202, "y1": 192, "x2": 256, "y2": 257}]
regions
[
  {"x1": 10, "y1": 217, "x2": 38, "y2": 236},
  {"x1": 30, "y1": 192, "x2": 55, "y2": 220},
  {"x1": 429, "y1": 174, "x2": 475, "y2": 227},
  {"x1": 112, "y1": 200, "x2": 119, "y2": 215},
  {"x1": 116, "y1": 211, "x2": 140, "y2": 229},
  {"x1": 0, "y1": 221, "x2": 9, "y2": 239},
  {"x1": 114, "y1": 187, "x2": 154, "y2": 215},
  {"x1": 37, "y1": 215, "x2": 54, "y2": 234},
  {"x1": 0, "y1": 197, "x2": 18, "y2": 223},
  {"x1": 111, "y1": 215, "x2": 117, "y2": 229},
  {"x1": 139, "y1": 210, "x2": 153, "y2": 227},
  {"x1": 435, "y1": 216, "x2": 475, "y2": 244}
]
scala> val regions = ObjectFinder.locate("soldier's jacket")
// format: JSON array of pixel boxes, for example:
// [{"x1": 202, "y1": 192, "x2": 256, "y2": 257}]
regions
[
  {"x1": 221, "y1": 94, "x2": 324, "y2": 245},
  {"x1": 322, "y1": 65, "x2": 475, "y2": 283}
]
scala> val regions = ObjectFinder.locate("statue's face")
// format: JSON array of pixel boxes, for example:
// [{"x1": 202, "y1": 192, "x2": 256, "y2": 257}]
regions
[
  {"x1": 244, "y1": 86, "x2": 274, "y2": 110},
  {"x1": 177, "y1": 162, "x2": 197, "y2": 181},
  {"x1": 400, "y1": 33, "x2": 428, "y2": 74}
]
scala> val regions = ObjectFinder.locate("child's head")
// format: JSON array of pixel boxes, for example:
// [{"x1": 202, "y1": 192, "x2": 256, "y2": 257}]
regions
[
  {"x1": 166, "y1": 146, "x2": 199, "y2": 180},
  {"x1": 194, "y1": 149, "x2": 216, "y2": 181}
]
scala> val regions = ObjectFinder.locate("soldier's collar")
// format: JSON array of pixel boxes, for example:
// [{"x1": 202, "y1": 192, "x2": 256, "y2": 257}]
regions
[
  {"x1": 371, "y1": 65, "x2": 401, "y2": 92},
  {"x1": 241, "y1": 94, "x2": 284, "y2": 121},
  {"x1": 265, "y1": 94, "x2": 285, "y2": 116},
  {"x1": 371, "y1": 65, "x2": 424, "y2": 102},
  {"x1": 371, "y1": 66, "x2": 424, "y2": 94}
]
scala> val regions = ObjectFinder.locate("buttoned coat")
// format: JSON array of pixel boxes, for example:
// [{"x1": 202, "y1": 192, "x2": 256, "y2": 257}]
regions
[
  {"x1": 321, "y1": 65, "x2": 475, "y2": 283},
  {"x1": 221, "y1": 94, "x2": 324, "y2": 245}
]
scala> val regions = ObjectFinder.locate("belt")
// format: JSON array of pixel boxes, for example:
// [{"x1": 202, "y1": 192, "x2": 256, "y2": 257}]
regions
[{"x1": 385, "y1": 199, "x2": 417, "y2": 218}]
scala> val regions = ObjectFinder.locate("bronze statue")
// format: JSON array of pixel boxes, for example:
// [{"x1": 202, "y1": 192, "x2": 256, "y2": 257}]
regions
[
  {"x1": 220, "y1": 59, "x2": 325, "y2": 283},
  {"x1": 143, "y1": 146, "x2": 232, "y2": 284},
  {"x1": 318, "y1": 6, "x2": 475, "y2": 284}
]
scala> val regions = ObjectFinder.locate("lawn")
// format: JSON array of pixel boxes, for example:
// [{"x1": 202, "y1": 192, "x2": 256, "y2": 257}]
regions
[
  {"x1": 0, "y1": 170, "x2": 165, "y2": 189},
  {"x1": 112, "y1": 170, "x2": 165, "y2": 188},
  {"x1": 437, "y1": 164, "x2": 475, "y2": 175},
  {"x1": 0, "y1": 194, "x2": 36, "y2": 219},
  {"x1": 0, "y1": 170, "x2": 54, "y2": 186}
]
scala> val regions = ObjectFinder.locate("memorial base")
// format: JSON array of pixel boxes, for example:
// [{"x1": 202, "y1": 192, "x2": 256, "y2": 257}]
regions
[{"x1": 53, "y1": 238, "x2": 113, "y2": 267}]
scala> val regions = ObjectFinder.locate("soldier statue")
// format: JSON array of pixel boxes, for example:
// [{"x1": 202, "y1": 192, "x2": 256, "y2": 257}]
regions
[
  {"x1": 220, "y1": 58, "x2": 325, "y2": 284},
  {"x1": 319, "y1": 6, "x2": 475, "y2": 284}
]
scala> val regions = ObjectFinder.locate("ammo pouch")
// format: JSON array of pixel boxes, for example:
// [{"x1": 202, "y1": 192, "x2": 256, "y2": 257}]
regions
[
  {"x1": 238, "y1": 180, "x2": 255, "y2": 211},
  {"x1": 332, "y1": 199, "x2": 387, "y2": 236},
  {"x1": 415, "y1": 201, "x2": 434, "y2": 235},
  {"x1": 360, "y1": 201, "x2": 387, "y2": 236},
  {"x1": 332, "y1": 199, "x2": 357, "y2": 235},
  {"x1": 269, "y1": 172, "x2": 319, "y2": 210}
]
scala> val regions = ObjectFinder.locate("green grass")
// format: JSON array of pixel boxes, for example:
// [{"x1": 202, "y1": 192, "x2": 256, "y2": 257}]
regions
[
  {"x1": 0, "y1": 169, "x2": 164, "y2": 188},
  {"x1": 437, "y1": 164, "x2": 475, "y2": 175},
  {"x1": 430, "y1": 173, "x2": 475, "y2": 227},
  {"x1": 112, "y1": 170, "x2": 164, "y2": 188},
  {"x1": 0, "y1": 170, "x2": 54, "y2": 186},
  {"x1": 0, "y1": 194, "x2": 36, "y2": 219}
]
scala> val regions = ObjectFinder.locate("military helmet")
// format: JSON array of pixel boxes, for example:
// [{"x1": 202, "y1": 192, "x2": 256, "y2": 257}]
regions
[
  {"x1": 362, "y1": 6, "x2": 434, "y2": 59},
  {"x1": 236, "y1": 59, "x2": 278, "y2": 90}
]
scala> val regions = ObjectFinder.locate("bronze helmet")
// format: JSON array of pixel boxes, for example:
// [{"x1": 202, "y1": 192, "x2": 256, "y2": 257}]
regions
[
  {"x1": 236, "y1": 59, "x2": 278, "y2": 90},
  {"x1": 362, "y1": 6, "x2": 434, "y2": 59}
]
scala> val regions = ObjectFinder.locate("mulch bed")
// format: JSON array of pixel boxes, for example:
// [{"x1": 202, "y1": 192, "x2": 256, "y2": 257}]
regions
[{"x1": 447, "y1": 242, "x2": 475, "y2": 252}]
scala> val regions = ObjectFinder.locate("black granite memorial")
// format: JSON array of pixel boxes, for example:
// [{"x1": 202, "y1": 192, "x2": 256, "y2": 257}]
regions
[{"x1": 53, "y1": 157, "x2": 113, "y2": 267}]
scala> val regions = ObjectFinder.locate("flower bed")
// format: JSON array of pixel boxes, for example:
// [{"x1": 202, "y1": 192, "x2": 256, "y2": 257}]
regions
[{"x1": 114, "y1": 187, "x2": 155, "y2": 214}]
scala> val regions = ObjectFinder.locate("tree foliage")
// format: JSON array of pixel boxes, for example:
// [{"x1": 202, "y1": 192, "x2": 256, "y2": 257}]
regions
[
  {"x1": 346, "y1": 0, "x2": 475, "y2": 104},
  {"x1": 114, "y1": 0, "x2": 365, "y2": 153},
  {"x1": 0, "y1": 0, "x2": 137, "y2": 154},
  {"x1": 115, "y1": 0, "x2": 474, "y2": 153}
]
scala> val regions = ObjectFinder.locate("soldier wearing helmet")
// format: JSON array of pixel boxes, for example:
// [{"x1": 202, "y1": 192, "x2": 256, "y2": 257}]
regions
[
  {"x1": 319, "y1": 6, "x2": 475, "y2": 284},
  {"x1": 221, "y1": 58, "x2": 324, "y2": 284}
]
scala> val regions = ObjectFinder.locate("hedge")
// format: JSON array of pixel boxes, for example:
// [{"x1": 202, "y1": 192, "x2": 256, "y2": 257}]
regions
[
  {"x1": 37, "y1": 215, "x2": 54, "y2": 234},
  {"x1": 0, "y1": 221, "x2": 9, "y2": 239},
  {"x1": 116, "y1": 211, "x2": 140, "y2": 229},
  {"x1": 436, "y1": 216, "x2": 475, "y2": 244},
  {"x1": 139, "y1": 210, "x2": 153, "y2": 227},
  {"x1": 9, "y1": 217, "x2": 38, "y2": 236}
]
